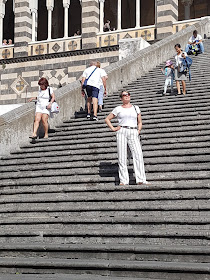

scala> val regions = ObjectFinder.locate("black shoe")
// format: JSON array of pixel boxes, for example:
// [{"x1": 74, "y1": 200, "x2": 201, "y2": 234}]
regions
[
  {"x1": 87, "y1": 114, "x2": 91, "y2": 120},
  {"x1": 92, "y1": 115, "x2": 98, "y2": 121}
]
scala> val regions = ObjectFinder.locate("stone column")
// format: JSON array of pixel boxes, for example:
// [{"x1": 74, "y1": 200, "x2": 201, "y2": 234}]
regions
[
  {"x1": 0, "y1": 1, "x2": 6, "y2": 47},
  {"x1": 81, "y1": 0, "x2": 99, "y2": 49},
  {"x1": 46, "y1": 0, "x2": 54, "y2": 40},
  {"x1": 181, "y1": 0, "x2": 193, "y2": 20},
  {"x1": 117, "y1": 0, "x2": 121, "y2": 30},
  {"x1": 136, "y1": 0, "x2": 140, "y2": 28},
  {"x1": 99, "y1": 0, "x2": 105, "y2": 33},
  {"x1": 29, "y1": 0, "x2": 38, "y2": 42},
  {"x1": 156, "y1": 0, "x2": 178, "y2": 40},
  {"x1": 14, "y1": 0, "x2": 32, "y2": 57},
  {"x1": 63, "y1": 0, "x2": 70, "y2": 38}
]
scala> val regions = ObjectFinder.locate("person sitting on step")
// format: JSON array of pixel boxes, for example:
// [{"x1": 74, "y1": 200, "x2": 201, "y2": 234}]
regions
[
  {"x1": 185, "y1": 30, "x2": 204, "y2": 55},
  {"x1": 28, "y1": 77, "x2": 55, "y2": 139},
  {"x1": 161, "y1": 60, "x2": 174, "y2": 96}
]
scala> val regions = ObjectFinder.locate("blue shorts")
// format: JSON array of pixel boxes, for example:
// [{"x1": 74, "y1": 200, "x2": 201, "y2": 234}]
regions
[{"x1": 86, "y1": 85, "x2": 99, "y2": 98}]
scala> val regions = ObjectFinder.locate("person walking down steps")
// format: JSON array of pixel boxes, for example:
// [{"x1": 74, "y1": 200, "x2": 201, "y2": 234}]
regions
[
  {"x1": 28, "y1": 78, "x2": 55, "y2": 139},
  {"x1": 105, "y1": 91, "x2": 149, "y2": 186},
  {"x1": 161, "y1": 60, "x2": 174, "y2": 96}
]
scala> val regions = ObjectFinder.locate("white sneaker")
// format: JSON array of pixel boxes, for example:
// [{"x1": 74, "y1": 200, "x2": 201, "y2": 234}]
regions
[{"x1": 87, "y1": 114, "x2": 91, "y2": 119}]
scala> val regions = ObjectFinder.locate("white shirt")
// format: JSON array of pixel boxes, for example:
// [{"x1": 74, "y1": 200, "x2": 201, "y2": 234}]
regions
[
  {"x1": 175, "y1": 52, "x2": 187, "y2": 72},
  {"x1": 112, "y1": 105, "x2": 141, "y2": 127},
  {"x1": 189, "y1": 34, "x2": 202, "y2": 43},
  {"x1": 82, "y1": 66, "x2": 106, "y2": 89},
  {"x1": 37, "y1": 86, "x2": 53, "y2": 109}
]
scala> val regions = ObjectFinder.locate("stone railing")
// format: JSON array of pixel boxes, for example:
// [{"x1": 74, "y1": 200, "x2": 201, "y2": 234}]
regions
[
  {"x1": 1, "y1": 17, "x2": 210, "y2": 156},
  {"x1": 28, "y1": 36, "x2": 81, "y2": 56},
  {"x1": 97, "y1": 25, "x2": 156, "y2": 48}
]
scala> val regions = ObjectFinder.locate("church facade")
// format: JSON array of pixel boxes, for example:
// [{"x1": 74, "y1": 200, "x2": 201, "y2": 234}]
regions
[{"x1": 0, "y1": 0, "x2": 209, "y2": 104}]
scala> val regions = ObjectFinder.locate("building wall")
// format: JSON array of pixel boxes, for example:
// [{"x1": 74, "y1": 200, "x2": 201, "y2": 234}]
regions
[{"x1": 0, "y1": 46, "x2": 119, "y2": 105}]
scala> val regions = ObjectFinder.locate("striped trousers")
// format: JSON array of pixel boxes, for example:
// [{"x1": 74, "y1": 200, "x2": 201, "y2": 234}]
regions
[{"x1": 116, "y1": 127, "x2": 146, "y2": 185}]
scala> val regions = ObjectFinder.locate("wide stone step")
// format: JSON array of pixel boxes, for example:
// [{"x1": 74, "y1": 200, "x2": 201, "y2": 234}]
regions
[
  {"x1": 0, "y1": 274, "x2": 163, "y2": 280},
  {"x1": 10, "y1": 139, "x2": 210, "y2": 156},
  {"x1": 0, "y1": 163, "x2": 210, "y2": 180},
  {"x1": 0, "y1": 198, "x2": 209, "y2": 213},
  {"x1": 0, "y1": 170, "x2": 210, "y2": 186},
  {"x1": 18, "y1": 134, "x2": 210, "y2": 152},
  {"x1": 0, "y1": 180, "x2": 209, "y2": 196},
  {"x1": 0, "y1": 243, "x2": 210, "y2": 264},
  {"x1": 0, "y1": 187, "x2": 208, "y2": 202},
  {"x1": 0, "y1": 257, "x2": 209, "y2": 279}
]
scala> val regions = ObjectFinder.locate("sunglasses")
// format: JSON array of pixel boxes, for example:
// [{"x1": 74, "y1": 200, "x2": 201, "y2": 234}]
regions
[{"x1": 122, "y1": 93, "x2": 130, "y2": 97}]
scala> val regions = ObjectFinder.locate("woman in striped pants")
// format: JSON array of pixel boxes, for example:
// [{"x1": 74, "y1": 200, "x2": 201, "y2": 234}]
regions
[{"x1": 105, "y1": 91, "x2": 148, "y2": 186}]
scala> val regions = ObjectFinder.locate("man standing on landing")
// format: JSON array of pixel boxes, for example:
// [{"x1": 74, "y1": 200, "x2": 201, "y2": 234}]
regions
[{"x1": 81, "y1": 61, "x2": 107, "y2": 121}]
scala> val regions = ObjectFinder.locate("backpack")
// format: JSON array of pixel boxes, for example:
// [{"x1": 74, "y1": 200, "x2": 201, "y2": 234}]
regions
[{"x1": 182, "y1": 56, "x2": 193, "y2": 81}]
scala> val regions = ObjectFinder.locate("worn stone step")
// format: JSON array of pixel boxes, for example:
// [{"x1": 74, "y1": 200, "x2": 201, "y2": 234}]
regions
[
  {"x1": 0, "y1": 274, "x2": 163, "y2": 280},
  {"x1": 0, "y1": 213, "x2": 209, "y2": 226},
  {"x1": 0, "y1": 258, "x2": 209, "y2": 280},
  {"x1": 18, "y1": 134, "x2": 210, "y2": 152},
  {"x1": 10, "y1": 139, "x2": 210, "y2": 156},
  {"x1": 0, "y1": 163, "x2": 210, "y2": 180},
  {"x1": 0, "y1": 187, "x2": 209, "y2": 204},
  {"x1": 0, "y1": 199, "x2": 209, "y2": 213},
  {"x1": 0, "y1": 180, "x2": 209, "y2": 196},
  {"x1": 0, "y1": 170, "x2": 210, "y2": 186},
  {"x1": 0, "y1": 243, "x2": 209, "y2": 264}
]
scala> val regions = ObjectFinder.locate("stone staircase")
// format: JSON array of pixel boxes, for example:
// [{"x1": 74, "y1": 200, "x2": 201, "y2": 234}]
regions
[{"x1": 0, "y1": 40, "x2": 210, "y2": 279}]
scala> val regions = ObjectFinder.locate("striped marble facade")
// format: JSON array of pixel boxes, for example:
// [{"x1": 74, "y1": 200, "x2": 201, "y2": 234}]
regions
[
  {"x1": 14, "y1": 0, "x2": 32, "y2": 58},
  {"x1": 156, "y1": 0, "x2": 178, "y2": 39},
  {"x1": 81, "y1": 0, "x2": 99, "y2": 49}
]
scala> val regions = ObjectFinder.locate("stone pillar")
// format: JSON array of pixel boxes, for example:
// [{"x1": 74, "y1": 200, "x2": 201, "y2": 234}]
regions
[
  {"x1": 81, "y1": 0, "x2": 99, "y2": 49},
  {"x1": 181, "y1": 0, "x2": 193, "y2": 20},
  {"x1": 63, "y1": 0, "x2": 70, "y2": 38},
  {"x1": 29, "y1": 0, "x2": 38, "y2": 42},
  {"x1": 136, "y1": 0, "x2": 140, "y2": 28},
  {"x1": 99, "y1": 0, "x2": 105, "y2": 33},
  {"x1": 156, "y1": 0, "x2": 178, "y2": 40},
  {"x1": 14, "y1": 0, "x2": 32, "y2": 57},
  {"x1": 117, "y1": 0, "x2": 121, "y2": 30},
  {"x1": 0, "y1": 1, "x2": 6, "y2": 47},
  {"x1": 46, "y1": 0, "x2": 54, "y2": 40}
]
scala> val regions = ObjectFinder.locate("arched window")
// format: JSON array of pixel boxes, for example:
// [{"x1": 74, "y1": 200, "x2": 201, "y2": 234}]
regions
[
  {"x1": 141, "y1": 0, "x2": 155, "y2": 27},
  {"x1": 122, "y1": 0, "x2": 135, "y2": 29},
  {"x1": 104, "y1": 0, "x2": 117, "y2": 31},
  {"x1": 69, "y1": 0, "x2": 82, "y2": 36},
  {"x1": 37, "y1": 0, "x2": 48, "y2": 41},
  {"x1": 3, "y1": 0, "x2": 14, "y2": 43},
  {"x1": 52, "y1": 0, "x2": 64, "y2": 39}
]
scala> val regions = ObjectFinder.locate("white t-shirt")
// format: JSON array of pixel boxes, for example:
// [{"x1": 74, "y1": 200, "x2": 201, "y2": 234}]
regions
[
  {"x1": 112, "y1": 105, "x2": 141, "y2": 127},
  {"x1": 189, "y1": 34, "x2": 202, "y2": 43},
  {"x1": 175, "y1": 52, "x2": 188, "y2": 72},
  {"x1": 37, "y1": 86, "x2": 53, "y2": 109},
  {"x1": 82, "y1": 66, "x2": 106, "y2": 89}
]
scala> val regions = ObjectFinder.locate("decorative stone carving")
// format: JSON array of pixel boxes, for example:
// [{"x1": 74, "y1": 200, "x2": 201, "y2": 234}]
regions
[{"x1": 11, "y1": 76, "x2": 29, "y2": 95}]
